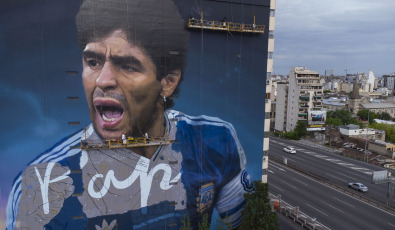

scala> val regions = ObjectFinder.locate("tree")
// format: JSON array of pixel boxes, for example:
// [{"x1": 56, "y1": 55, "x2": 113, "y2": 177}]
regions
[
  {"x1": 327, "y1": 109, "x2": 354, "y2": 125},
  {"x1": 323, "y1": 89, "x2": 331, "y2": 94},
  {"x1": 377, "y1": 112, "x2": 392, "y2": 121},
  {"x1": 349, "y1": 118, "x2": 365, "y2": 128},
  {"x1": 240, "y1": 181, "x2": 280, "y2": 230},
  {"x1": 357, "y1": 109, "x2": 377, "y2": 124},
  {"x1": 326, "y1": 117, "x2": 342, "y2": 127},
  {"x1": 370, "y1": 122, "x2": 395, "y2": 143},
  {"x1": 294, "y1": 120, "x2": 307, "y2": 138}
]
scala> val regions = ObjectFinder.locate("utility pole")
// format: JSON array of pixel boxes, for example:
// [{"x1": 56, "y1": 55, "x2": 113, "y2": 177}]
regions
[{"x1": 364, "y1": 109, "x2": 370, "y2": 162}]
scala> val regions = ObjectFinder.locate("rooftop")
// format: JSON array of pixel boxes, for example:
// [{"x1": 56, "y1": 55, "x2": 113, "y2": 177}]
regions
[
  {"x1": 340, "y1": 124, "x2": 360, "y2": 130},
  {"x1": 373, "y1": 140, "x2": 395, "y2": 146},
  {"x1": 360, "y1": 103, "x2": 395, "y2": 109},
  {"x1": 295, "y1": 70, "x2": 319, "y2": 75},
  {"x1": 374, "y1": 119, "x2": 395, "y2": 125}
]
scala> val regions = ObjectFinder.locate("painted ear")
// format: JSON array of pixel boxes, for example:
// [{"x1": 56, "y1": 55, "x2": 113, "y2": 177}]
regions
[{"x1": 161, "y1": 69, "x2": 181, "y2": 97}]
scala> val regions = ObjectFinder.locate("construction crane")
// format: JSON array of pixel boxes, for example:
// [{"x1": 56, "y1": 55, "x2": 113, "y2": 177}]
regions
[{"x1": 187, "y1": 11, "x2": 265, "y2": 34}]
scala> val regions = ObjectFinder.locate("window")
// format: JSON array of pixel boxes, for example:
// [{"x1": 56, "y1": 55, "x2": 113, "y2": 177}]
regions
[
  {"x1": 270, "y1": 9, "x2": 275, "y2": 17},
  {"x1": 269, "y1": 31, "x2": 274, "y2": 39}
]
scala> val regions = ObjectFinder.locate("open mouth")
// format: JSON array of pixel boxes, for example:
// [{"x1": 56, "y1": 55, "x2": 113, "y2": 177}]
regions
[{"x1": 94, "y1": 99, "x2": 124, "y2": 128}]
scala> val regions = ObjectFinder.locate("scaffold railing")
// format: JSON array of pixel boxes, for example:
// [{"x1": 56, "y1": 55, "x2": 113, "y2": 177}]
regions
[{"x1": 187, "y1": 18, "x2": 265, "y2": 34}]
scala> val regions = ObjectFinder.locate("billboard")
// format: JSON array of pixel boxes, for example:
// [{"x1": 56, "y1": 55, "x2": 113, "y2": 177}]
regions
[
  {"x1": 0, "y1": 0, "x2": 269, "y2": 229},
  {"x1": 307, "y1": 110, "x2": 326, "y2": 131},
  {"x1": 372, "y1": 170, "x2": 389, "y2": 184}
]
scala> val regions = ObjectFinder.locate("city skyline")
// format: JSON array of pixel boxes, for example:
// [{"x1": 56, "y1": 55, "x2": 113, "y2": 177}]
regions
[{"x1": 274, "y1": 0, "x2": 395, "y2": 77}]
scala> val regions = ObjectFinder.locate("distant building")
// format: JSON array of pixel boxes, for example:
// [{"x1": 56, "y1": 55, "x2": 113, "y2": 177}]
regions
[
  {"x1": 360, "y1": 103, "x2": 395, "y2": 117},
  {"x1": 323, "y1": 97, "x2": 347, "y2": 111},
  {"x1": 383, "y1": 74, "x2": 395, "y2": 90},
  {"x1": 275, "y1": 67, "x2": 323, "y2": 132},
  {"x1": 369, "y1": 140, "x2": 395, "y2": 158},
  {"x1": 340, "y1": 82, "x2": 354, "y2": 93},
  {"x1": 339, "y1": 124, "x2": 385, "y2": 140},
  {"x1": 376, "y1": 87, "x2": 389, "y2": 96},
  {"x1": 374, "y1": 119, "x2": 395, "y2": 125},
  {"x1": 348, "y1": 78, "x2": 361, "y2": 115}
]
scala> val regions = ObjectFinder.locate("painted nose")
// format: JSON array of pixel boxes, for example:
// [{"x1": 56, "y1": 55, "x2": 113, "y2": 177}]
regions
[{"x1": 96, "y1": 62, "x2": 117, "y2": 91}]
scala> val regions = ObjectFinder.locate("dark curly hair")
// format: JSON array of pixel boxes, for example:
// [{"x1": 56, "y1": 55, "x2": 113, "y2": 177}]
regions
[{"x1": 75, "y1": 0, "x2": 190, "y2": 108}]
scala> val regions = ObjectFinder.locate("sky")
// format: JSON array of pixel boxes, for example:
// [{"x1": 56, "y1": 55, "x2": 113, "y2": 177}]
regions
[{"x1": 273, "y1": 0, "x2": 395, "y2": 77}]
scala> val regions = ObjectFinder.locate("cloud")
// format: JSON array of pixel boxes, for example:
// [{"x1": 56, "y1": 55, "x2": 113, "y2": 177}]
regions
[{"x1": 273, "y1": 0, "x2": 395, "y2": 76}]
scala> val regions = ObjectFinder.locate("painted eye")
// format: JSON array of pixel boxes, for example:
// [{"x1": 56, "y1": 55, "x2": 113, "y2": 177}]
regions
[
  {"x1": 121, "y1": 65, "x2": 137, "y2": 72},
  {"x1": 88, "y1": 59, "x2": 98, "y2": 67}
]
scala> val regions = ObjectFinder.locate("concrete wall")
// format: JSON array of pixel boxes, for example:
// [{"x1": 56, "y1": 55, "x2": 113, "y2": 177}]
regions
[{"x1": 274, "y1": 84, "x2": 287, "y2": 131}]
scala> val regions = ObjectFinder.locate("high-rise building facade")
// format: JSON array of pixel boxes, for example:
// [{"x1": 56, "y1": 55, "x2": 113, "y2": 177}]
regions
[{"x1": 262, "y1": 0, "x2": 276, "y2": 183}]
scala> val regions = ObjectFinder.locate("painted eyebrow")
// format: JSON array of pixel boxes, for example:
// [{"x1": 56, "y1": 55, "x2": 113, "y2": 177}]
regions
[
  {"x1": 82, "y1": 50, "x2": 144, "y2": 71},
  {"x1": 82, "y1": 50, "x2": 105, "y2": 63},
  {"x1": 110, "y1": 55, "x2": 144, "y2": 71}
]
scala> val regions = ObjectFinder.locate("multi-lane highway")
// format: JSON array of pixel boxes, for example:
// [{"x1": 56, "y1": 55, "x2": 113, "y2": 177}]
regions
[{"x1": 268, "y1": 137, "x2": 395, "y2": 229}]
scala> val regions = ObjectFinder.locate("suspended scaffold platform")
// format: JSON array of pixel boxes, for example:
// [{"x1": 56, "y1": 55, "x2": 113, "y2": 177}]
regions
[
  {"x1": 79, "y1": 133, "x2": 172, "y2": 150},
  {"x1": 187, "y1": 12, "x2": 265, "y2": 34}
]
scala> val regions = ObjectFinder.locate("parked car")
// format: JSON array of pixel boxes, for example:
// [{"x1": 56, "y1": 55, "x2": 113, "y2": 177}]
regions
[
  {"x1": 342, "y1": 142, "x2": 350, "y2": 147},
  {"x1": 283, "y1": 146, "x2": 296, "y2": 154},
  {"x1": 348, "y1": 182, "x2": 368, "y2": 192}
]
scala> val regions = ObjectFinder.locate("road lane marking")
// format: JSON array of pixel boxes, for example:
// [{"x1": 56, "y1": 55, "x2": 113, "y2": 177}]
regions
[
  {"x1": 269, "y1": 163, "x2": 286, "y2": 171},
  {"x1": 388, "y1": 223, "x2": 395, "y2": 228},
  {"x1": 281, "y1": 180, "x2": 299, "y2": 190},
  {"x1": 350, "y1": 167, "x2": 366, "y2": 170},
  {"x1": 335, "y1": 172, "x2": 357, "y2": 181},
  {"x1": 292, "y1": 177, "x2": 308, "y2": 186},
  {"x1": 332, "y1": 196, "x2": 355, "y2": 208},
  {"x1": 337, "y1": 163, "x2": 355, "y2": 166},
  {"x1": 326, "y1": 158, "x2": 341, "y2": 162},
  {"x1": 326, "y1": 173, "x2": 347, "y2": 182},
  {"x1": 289, "y1": 156, "x2": 306, "y2": 161},
  {"x1": 350, "y1": 167, "x2": 371, "y2": 172},
  {"x1": 321, "y1": 200, "x2": 344, "y2": 213},
  {"x1": 270, "y1": 184, "x2": 284, "y2": 192},
  {"x1": 268, "y1": 170, "x2": 275, "y2": 174},
  {"x1": 305, "y1": 203, "x2": 329, "y2": 216},
  {"x1": 270, "y1": 160, "x2": 395, "y2": 217}
]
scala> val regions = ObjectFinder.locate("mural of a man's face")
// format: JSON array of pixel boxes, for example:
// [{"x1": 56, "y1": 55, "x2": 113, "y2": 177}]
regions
[{"x1": 82, "y1": 30, "x2": 163, "y2": 140}]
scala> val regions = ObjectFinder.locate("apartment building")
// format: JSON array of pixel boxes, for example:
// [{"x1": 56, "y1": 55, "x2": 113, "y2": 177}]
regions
[{"x1": 275, "y1": 67, "x2": 323, "y2": 132}]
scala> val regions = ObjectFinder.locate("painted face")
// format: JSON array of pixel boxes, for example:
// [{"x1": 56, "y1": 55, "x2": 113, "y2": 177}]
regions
[{"x1": 82, "y1": 30, "x2": 162, "y2": 140}]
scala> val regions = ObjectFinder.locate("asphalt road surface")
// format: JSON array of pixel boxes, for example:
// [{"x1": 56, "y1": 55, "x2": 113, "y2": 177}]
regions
[{"x1": 268, "y1": 137, "x2": 395, "y2": 229}]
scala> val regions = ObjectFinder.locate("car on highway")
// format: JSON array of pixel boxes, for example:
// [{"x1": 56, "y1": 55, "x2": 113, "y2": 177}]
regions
[
  {"x1": 348, "y1": 182, "x2": 368, "y2": 192},
  {"x1": 283, "y1": 146, "x2": 296, "y2": 154}
]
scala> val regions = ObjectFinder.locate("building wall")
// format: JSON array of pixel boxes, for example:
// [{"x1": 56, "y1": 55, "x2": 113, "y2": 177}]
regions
[
  {"x1": 274, "y1": 84, "x2": 287, "y2": 131},
  {"x1": 384, "y1": 75, "x2": 395, "y2": 90},
  {"x1": 369, "y1": 142, "x2": 395, "y2": 158},
  {"x1": 263, "y1": 0, "x2": 276, "y2": 184},
  {"x1": 341, "y1": 82, "x2": 353, "y2": 93},
  {"x1": 286, "y1": 72, "x2": 300, "y2": 131}
]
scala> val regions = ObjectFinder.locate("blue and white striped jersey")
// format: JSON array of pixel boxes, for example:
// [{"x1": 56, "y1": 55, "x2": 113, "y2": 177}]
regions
[{"x1": 6, "y1": 110, "x2": 252, "y2": 229}]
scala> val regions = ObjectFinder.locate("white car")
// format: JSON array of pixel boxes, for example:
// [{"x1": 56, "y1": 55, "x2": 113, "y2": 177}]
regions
[
  {"x1": 283, "y1": 146, "x2": 296, "y2": 154},
  {"x1": 348, "y1": 182, "x2": 368, "y2": 192}
]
